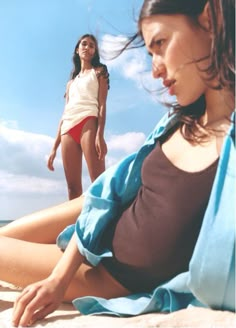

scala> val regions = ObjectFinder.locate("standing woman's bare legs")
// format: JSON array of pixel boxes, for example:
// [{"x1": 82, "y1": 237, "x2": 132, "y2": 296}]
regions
[
  {"x1": 81, "y1": 118, "x2": 105, "y2": 181},
  {"x1": 61, "y1": 134, "x2": 83, "y2": 200},
  {"x1": 0, "y1": 196, "x2": 84, "y2": 243}
]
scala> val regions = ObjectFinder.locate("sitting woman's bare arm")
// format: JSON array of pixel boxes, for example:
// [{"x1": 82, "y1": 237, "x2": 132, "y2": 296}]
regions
[
  {"x1": 12, "y1": 233, "x2": 85, "y2": 327},
  {"x1": 0, "y1": 195, "x2": 84, "y2": 243}
]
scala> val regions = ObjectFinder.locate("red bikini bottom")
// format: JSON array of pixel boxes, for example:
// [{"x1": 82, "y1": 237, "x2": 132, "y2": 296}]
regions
[{"x1": 67, "y1": 116, "x2": 96, "y2": 144}]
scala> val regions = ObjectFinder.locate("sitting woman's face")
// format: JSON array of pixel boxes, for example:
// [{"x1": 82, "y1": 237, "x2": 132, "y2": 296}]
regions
[{"x1": 141, "y1": 14, "x2": 211, "y2": 107}]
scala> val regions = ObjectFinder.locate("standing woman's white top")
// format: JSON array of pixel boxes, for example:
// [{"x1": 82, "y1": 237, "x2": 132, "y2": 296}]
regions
[{"x1": 61, "y1": 69, "x2": 99, "y2": 135}]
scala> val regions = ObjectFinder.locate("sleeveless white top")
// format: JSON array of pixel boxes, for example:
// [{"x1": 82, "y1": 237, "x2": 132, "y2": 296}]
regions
[{"x1": 61, "y1": 69, "x2": 99, "y2": 135}]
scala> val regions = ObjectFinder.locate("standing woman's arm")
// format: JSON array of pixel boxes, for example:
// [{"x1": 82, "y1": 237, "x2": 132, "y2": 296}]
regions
[
  {"x1": 95, "y1": 67, "x2": 109, "y2": 160},
  {"x1": 47, "y1": 120, "x2": 62, "y2": 171}
]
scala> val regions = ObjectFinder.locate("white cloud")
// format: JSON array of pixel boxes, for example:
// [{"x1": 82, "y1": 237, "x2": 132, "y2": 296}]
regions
[
  {"x1": 0, "y1": 123, "x2": 68, "y2": 219},
  {"x1": 107, "y1": 131, "x2": 145, "y2": 154},
  {"x1": 0, "y1": 119, "x2": 19, "y2": 129},
  {"x1": 100, "y1": 34, "x2": 150, "y2": 86},
  {"x1": 0, "y1": 124, "x2": 63, "y2": 178},
  {"x1": 0, "y1": 170, "x2": 65, "y2": 194}
]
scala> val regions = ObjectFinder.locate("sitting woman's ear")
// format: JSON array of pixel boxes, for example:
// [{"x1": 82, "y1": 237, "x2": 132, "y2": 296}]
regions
[{"x1": 198, "y1": 2, "x2": 213, "y2": 33}]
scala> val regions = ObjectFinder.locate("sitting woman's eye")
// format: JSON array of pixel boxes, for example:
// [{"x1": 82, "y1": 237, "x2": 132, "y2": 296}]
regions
[{"x1": 155, "y1": 39, "x2": 165, "y2": 47}]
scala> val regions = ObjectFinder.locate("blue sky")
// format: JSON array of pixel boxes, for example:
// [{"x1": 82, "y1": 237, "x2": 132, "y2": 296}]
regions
[{"x1": 0, "y1": 0, "x2": 166, "y2": 220}]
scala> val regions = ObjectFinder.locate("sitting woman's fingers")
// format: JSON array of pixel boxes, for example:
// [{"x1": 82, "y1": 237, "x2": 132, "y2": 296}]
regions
[
  {"x1": 12, "y1": 284, "x2": 54, "y2": 327},
  {"x1": 31, "y1": 302, "x2": 58, "y2": 325},
  {"x1": 12, "y1": 288, "x2": 37, "y2": 327}
]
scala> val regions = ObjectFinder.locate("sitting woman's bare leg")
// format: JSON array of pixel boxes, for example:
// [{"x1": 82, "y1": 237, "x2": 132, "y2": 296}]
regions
[
  {"x1": 0, "y1": 196, "x2": 84, "y2": 243},
  {"x1": 0, "y1": 235, "x2": 129, "y2": 301}
]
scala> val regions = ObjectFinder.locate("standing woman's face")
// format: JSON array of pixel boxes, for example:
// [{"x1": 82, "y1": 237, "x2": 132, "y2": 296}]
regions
[{"x1": 76, "y1": 37, "x2": 97, "y2": 62}]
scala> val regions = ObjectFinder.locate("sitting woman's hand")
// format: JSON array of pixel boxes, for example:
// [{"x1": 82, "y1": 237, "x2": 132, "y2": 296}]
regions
[{"x1": 12, "y1": 276, "x2": 66, "y2": 327}]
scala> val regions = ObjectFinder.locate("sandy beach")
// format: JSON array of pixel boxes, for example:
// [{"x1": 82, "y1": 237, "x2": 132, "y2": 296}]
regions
[{"x1": 1, "y1": 280, "x2": 235, "y2": 328}]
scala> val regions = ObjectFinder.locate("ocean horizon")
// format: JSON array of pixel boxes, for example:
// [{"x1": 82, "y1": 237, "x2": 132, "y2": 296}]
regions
[{"x1": 0, "y1": 220, "x2": 13, "y2": 227}]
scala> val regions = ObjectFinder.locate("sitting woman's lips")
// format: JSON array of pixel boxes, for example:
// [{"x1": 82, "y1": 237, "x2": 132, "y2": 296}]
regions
[
  {"x1": 163, "y1": 79, "x2": 176, "y2": 95},
  {"x1": 168, "y1": 83, "x2": 175, "y2": 96}
]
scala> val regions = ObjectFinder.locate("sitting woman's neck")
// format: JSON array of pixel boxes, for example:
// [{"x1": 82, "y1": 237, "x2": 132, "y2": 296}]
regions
[{"x1": 202, "y1": 87, "x2": 234, "y2": 126}]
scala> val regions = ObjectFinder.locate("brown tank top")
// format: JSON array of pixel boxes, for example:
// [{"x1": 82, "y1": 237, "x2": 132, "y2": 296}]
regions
[{"x1": 102, "y1": 141, "x2": 218, "y2": 293}]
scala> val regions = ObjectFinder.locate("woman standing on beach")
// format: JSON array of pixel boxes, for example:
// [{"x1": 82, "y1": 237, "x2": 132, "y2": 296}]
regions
[{"x1": 47, "y1": 34, "x2": 109, "y2": 199}]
